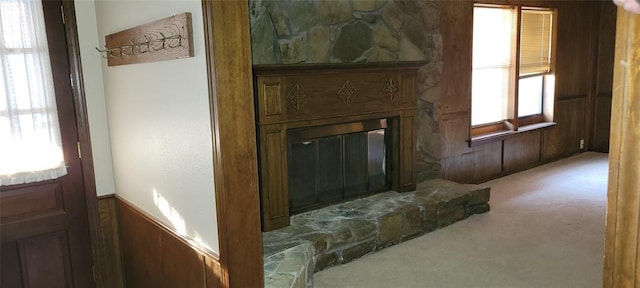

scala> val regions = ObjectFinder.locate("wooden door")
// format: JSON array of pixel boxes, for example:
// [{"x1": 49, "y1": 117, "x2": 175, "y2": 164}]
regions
[{"x1": 0, "y1": 1, "x2": 94, "y2": 287}]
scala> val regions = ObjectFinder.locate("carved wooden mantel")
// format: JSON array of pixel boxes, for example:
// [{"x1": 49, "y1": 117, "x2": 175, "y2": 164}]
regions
[{"x1": 254, "y1": 62, "x2": 424, "y2": 231}]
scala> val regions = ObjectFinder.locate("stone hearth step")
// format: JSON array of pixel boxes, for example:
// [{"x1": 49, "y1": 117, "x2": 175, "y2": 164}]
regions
[{"x1": 263, "y1": 178, "x2": 490, "y2": 288}]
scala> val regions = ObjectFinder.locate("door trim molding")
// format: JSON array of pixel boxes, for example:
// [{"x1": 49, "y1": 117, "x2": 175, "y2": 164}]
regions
[{"x1": 60, "y1": 1, "x2": 105, "y2": 286}]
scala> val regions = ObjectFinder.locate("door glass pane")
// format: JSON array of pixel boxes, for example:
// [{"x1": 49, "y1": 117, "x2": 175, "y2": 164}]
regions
[
  {"x1": 288, "y1": 141, "x2": 317, "y2": 211},
  {"x1": 367, "y1": 129, "x2": 386, "y2": 192},
  {"x1": 317, "y1": 136, "x2": 342, "y2": 202},
  {"x1": 0, "y1": 0, "x2": 67, "y2": 186},
  {"x1": 343, "y1": 133, "x2": 367, "y2": 197}
]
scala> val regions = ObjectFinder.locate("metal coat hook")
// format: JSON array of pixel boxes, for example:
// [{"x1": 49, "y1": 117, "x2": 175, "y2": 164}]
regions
[{"x1": 95, "y1": 34, "x2": 184, "y2": 59}]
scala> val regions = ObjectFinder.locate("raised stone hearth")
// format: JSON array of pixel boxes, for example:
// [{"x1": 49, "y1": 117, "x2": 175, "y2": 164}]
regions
[{"x1": 263, "y1": 178, "x2": 490, "y2": 288}]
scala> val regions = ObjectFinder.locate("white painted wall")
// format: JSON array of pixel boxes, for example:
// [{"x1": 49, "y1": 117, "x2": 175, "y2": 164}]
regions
[
  {"x1": 74, "y1": 0, "x2": 116, "y2": 197},
  {"x1": 75, "y1": 0, "x2": 219, "y2": 253}
]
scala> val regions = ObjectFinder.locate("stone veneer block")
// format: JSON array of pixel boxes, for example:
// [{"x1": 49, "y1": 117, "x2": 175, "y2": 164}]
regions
[
  {"x1": 352, "y1": 0, "x2": 377, "y2": 12},
  {"x1": 333, "y1": 21, "x2": 372, "y2": 62},
  {"x1": 264, "y1": 243, "x2": 315, "y2": 288},
  {"x1": 398, "y1": 204, "x2": 423, "y2": 237},
  {"x1": 341, "y1": 237, "x2": 377, "y2": 263},
  {"x1": 378, "y1": 211, "x2": 405, "y2": 246},
  {"x1": 314, "y1": 252, "x2": 339, "y2": 272}
]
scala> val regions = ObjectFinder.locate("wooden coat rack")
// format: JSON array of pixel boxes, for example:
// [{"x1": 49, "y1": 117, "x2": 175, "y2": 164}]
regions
[{"x1": 96, "y1": 13, "x2": 194, "y2": 66}]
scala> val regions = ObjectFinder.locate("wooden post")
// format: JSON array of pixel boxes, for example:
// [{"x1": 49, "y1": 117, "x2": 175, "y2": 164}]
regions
[
  {"x1": 603, "y1": 9, "x2": 640, "y2": 288},
  {"x1": 201, "y1": 0, "x2": 263, "y2": 287}
]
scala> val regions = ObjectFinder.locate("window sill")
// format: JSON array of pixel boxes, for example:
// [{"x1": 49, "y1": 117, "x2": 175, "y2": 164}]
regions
[{"x1": 468, "y1": 122, "x2": 556, "y2": 147}]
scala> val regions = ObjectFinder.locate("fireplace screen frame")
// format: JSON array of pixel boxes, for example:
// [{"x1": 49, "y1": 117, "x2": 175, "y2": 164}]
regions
[
  {"x1": 254, "y1": 63, "x2": 422, "y2": 231},
  {"x1": 287, "y1": 119, "x2": 391, "y2": 214}
]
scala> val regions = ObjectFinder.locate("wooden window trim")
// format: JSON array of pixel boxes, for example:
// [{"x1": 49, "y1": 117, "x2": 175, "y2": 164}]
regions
[
  {"x1": 468, "y1": 121, "x2": 556, "y2": 147},
  {"x1": 470, "y1": 4, "x2": 557, "y2": 142}
]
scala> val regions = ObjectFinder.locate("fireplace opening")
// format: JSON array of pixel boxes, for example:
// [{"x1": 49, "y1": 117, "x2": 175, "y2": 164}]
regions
[{"x1": 287, "y1": 119, "x2": 391, "y2": 214}]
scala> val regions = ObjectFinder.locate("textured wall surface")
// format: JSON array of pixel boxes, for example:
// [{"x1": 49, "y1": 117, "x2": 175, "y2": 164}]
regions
[{"x1": 249, "y1": 0, "x2": 443, "y2": 180}]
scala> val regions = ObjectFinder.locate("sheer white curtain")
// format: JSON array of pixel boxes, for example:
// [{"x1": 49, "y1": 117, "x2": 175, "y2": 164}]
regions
[{"x1": 0, "y1": 0, "x2": 67, "y2": 186}]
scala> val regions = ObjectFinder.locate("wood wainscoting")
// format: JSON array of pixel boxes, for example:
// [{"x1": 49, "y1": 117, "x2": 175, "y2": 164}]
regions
[{"x1": 96, "y1": 195, "x2": 222, "y2": 288}]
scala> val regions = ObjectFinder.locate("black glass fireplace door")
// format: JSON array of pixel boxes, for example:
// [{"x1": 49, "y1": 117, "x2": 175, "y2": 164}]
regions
[{"x1": 287, "y1": 120, "x2": 389, "y2": 214}]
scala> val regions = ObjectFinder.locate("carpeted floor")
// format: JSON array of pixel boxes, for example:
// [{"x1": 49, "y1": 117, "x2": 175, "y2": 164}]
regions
[{"x1": 314, "y1": 152, "x2": 608, "y2": 288}]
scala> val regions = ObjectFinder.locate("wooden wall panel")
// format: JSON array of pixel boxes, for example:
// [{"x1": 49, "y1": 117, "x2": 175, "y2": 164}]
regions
[
  {"x1": 438, "y1": 0, "x2": 473, "y2": 117},
  {"x1": 503, "y1": 132, "x2": 542, "y2": 172},
  {"x1": 591, "y1": 2, "x2": 617, "y2": 152},
  {"x1": 543, "y1": 97, "x2": 586, "y2": 161},
  {"x1": 442, "y1": 141, "x2": 503, "y2": 183},
  {"x1": 97, "y1": 196, "x2": 125, "y2": 288},
  {"x1": 593, "y1": 95, "x2": 612, "y2": 152},
  {"x1": 440, "y1": 117, "x2": 502, "y2": 183},
  {"x1": 116, "y1": 198, "x2": 222, "y2": 288},
  {"x1": 554, "y1": 2, "x2": 594, "y2": 98}
]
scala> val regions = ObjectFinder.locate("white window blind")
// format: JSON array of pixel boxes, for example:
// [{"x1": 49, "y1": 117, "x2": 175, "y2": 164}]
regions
[
  {"x1": 519, "y1": 10, "x2": 553, "y2": 76},
  {"x1": 0, "y1": 0, "x2": 67, "y2": 186},
  {"x1": 471, "y1": 6, "x2": 515, "y2": 126}
]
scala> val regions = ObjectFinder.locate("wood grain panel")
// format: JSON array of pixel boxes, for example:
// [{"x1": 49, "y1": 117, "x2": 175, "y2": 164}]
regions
[
  {"x1": 401, "y1": 72, "x2": 415, "y2": 104},
  {"x1": 18, "y1": 231, "x2": 73, "y2": 288},
  {"x1": 400, "y1": 112, "x2": 416, "y2": 190},
  {"x1": 260, "y1": 77, "x2": 283, "y2": 116},
  {"x1": 0, "y1": 182, "x2": 64, "y2": 221},
  {"x1": 260, "y1": 125, "x2": 289, "y2": 231},
  {"x1": 554, "y1": 1, "x2": 593, "y2": 98},
  {"x1": 97, "y1": 195, "x2": 125, "y2": 288},
  {"x1": 603, "y1": 9, "x2": 640, "y2": 288},
  {"x1": 441, "y1": 141, "x2": 503, "y2": 184},
  {"x1": 205, "y1": 256, "x2": 222, "y2": 288},
  {"x1": 440, "y1": 117, "x2": 502, "y2": 183},
  {"x1": 542, "y1": 97, "x2": 586, "y2": 161},
  {"x1": 593, "y1": 95, "x2": 612, "y2": 152},
  {"x1": 1, "y1": 242, "x2": 22, "y2": 287},
  {"x1": 439, "y1": 0, "x2": 473, "y2": 116},
  {"x1": 596, "y1": 2, "x2": 617, "y2": 95},
  {"x1": 590, "y1": 1, "x2": 616, "y2": 153},
  {"x1": 117, "y1": 198, "x2": 221, "y2": 288},
  {"x1": 202, "y1": 0, "x2": 264, "y2": 286},
  {"x1": 503, "y1": 131, "x2": 542, "y2": 172},
  {"x1": 160, "y1": 228, "x2": 205, "y2": 288}
]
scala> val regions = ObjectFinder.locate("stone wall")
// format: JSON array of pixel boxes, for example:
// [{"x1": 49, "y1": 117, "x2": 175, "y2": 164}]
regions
[{"x1": 249, "y1": 0, "x2": 442, "y2": 180}]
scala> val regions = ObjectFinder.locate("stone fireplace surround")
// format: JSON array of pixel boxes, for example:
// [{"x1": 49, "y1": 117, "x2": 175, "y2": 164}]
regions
[{"x1": 255, "y1": 62, "x2": 425, "y2": 231}]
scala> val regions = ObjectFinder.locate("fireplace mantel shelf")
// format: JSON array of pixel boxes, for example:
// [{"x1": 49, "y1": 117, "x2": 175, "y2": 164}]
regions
[{"x1": 253, "y1": 61, "x2": 428, "y2": 72}]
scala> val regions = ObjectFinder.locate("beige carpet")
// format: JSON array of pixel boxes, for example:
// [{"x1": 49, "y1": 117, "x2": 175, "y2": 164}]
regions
[{"x1": 314, "y1": 152, "x2": 608, "y2": 288}]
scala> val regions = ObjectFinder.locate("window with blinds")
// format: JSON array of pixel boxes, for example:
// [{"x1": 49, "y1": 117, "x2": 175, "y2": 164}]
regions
[
  {"x1": 520, "y1": 10, "x2": 553, "y2": 76},
  {"x1": 471, "y1": 5, "x2": 555, "y2": 133}
]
